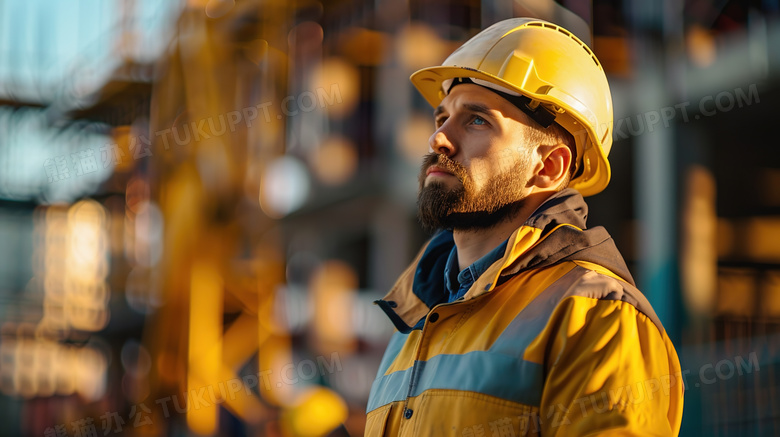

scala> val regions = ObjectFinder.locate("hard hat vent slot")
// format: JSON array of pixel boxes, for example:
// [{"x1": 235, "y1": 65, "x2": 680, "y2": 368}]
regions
[{"x1": 522, "y1": 21, "x2": 602, "y2": 70}]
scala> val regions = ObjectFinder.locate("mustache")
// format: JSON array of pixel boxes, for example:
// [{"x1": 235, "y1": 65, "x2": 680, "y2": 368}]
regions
[{"x1": 419, "y1": 153, "x2": 469, "y2": 182}]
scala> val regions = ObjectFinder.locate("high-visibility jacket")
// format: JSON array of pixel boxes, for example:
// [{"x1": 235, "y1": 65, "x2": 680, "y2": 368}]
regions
[{"x1": 366, "y1": 189, "x2": 683, "y2": 436}]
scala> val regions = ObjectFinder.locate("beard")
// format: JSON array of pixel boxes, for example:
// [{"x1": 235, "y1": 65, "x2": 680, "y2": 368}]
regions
[{"x1": 416, "y1": 152, "x2": 531, "y2": 233}]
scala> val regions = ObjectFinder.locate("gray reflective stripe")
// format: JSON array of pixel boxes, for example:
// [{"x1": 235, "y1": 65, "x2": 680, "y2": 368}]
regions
[
  {"x1": 410, "y1": 352, "x2": 544, "y2": 402},
  {"x1": 366, "y1": 351, "x2": 544, "y2": 412},
  {"x1": 374, "y1": 331, "x2": 409, "y2": 379},
  {"x1": 367, "y1": 362, "x2": 413, "y2": 412},
  {"x1": 490, "y1": 267, "x2": 585, "y2": 356},
  {"x1": 366, "y1": 332, "x2": 410, "y2": 414}
]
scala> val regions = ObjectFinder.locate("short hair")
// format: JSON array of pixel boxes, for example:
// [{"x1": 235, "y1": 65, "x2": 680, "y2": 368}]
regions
[{"x1": 523, "y1": 119, "x2": 576, "y2": 191}]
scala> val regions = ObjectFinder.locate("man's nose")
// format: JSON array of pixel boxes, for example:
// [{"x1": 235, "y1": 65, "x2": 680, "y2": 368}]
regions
[{"x1": 429, "y1": 129, "x2": 456, "y2": 157}]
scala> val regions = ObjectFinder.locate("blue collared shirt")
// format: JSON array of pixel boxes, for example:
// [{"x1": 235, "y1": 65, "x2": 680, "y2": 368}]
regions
[{"x1": 444, "y1": 239, "x2": 509, "y2": 303}]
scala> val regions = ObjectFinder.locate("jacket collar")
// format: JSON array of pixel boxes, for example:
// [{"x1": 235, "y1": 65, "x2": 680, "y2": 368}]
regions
[{"x1": 375, "y1": 189, "x2": 634, "y2": 333}]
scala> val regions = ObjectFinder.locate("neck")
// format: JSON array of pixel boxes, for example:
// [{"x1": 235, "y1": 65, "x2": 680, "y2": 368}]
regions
[{"x1": 452, "y1": 191, "x2": 553, "y2": 270}]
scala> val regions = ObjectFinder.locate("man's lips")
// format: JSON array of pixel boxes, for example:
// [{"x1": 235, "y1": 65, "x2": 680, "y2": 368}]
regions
[{"x1": 426, "y1": 165, "x2": 454, "y2": 177}]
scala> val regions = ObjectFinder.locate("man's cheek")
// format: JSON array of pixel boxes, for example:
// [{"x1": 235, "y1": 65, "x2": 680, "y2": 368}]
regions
[
  {"x1": 494, "y1": 148, "x2": 518, "y2": 174},
  {"x1": 470, "y1": 160, "x2": 490, "y2": 186}
]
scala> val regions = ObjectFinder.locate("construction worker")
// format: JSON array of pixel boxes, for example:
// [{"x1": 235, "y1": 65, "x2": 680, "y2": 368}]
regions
[{"x1": 366, "y1": 18, "x2": 684, "y2": 436}]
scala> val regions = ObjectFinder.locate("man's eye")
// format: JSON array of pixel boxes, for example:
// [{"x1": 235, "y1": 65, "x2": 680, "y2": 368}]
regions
[
  {"x1": 471, "y1": 116, "x2": 487, "y2": 126},
  {"x1": 435, "y1": 117, "x2": 447, "y2": 127}
]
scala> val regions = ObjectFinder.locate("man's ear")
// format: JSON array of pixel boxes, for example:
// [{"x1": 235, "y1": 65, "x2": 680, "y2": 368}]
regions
[{"x1": 529, "y1": 143, "x2": 572, "y2": 190}]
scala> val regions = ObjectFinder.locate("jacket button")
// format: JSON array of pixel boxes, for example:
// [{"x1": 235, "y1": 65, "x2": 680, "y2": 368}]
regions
[
  {"x1": 387, "y1": 301, "x2": 398, "y2": 308},
  {"x1": 404, "y1": 408, "x2": 413, "y2": 419},
  {"x1": 428, "y1": 313, "x2": 439, "y2": 322}
]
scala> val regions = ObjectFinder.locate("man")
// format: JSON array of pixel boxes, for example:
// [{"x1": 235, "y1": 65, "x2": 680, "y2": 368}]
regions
[{"x1": 366, "y1": 18, "x2": 684, "y2": 436}]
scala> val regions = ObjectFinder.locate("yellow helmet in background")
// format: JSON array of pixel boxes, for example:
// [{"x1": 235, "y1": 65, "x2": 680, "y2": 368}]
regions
[{"x1": 410, "y1": 18, "x2": 614, "y2": 197}]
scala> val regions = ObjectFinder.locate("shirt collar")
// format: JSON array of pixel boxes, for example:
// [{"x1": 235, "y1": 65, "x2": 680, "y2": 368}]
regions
[{"x1": 444, "y1": 238, "x2": 509, "y2": 300}]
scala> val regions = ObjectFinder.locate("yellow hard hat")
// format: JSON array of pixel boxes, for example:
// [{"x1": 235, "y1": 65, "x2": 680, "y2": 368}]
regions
[{"x1": 410, "y1": 18, "x2": 614, "y2": 196}]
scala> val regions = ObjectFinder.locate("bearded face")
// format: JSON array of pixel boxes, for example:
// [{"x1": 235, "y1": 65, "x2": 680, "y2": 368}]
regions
[
  {"x1": 414, "y1": 83, "x2": 551, "y2": 233},
  {"x1": 416, "y1": 150, "x2": 532, "y2": 233}
]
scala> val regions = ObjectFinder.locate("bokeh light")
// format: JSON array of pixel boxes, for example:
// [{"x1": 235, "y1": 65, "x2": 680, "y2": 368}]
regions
[
  {"x1": 260, "y1": 156, "x2": 311, "y2": 218},
  {"x1": 310, "y1": 57, "x2": 360, "y2": 120},
  {"x1": 396, "y1": 23, "x2": 450, "y2": 71},
  {"x1": 399, "y1": 111, "x2": 434, "y2": 165},
  {"x1": 310, "y1": 136, "x2": 358, "y2": 185}
]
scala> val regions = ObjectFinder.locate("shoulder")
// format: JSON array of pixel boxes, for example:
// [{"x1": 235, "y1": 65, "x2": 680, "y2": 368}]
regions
[
  {"x1": 528, "y1": 263, "x2": 680, "y2": 374},
  {"x1": 554, "y1": 263, "x2": 665, "y2": 334}
]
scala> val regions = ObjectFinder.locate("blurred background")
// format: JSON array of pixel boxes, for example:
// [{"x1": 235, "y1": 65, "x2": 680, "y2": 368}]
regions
[{"x1": 0, "y1": 0, "x2": 778, "y2": 436}]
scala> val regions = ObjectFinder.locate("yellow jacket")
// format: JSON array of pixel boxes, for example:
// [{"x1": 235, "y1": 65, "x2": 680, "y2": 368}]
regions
[{"x1": 366, "y1": 189, "x2": 683, "y2": 436}]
